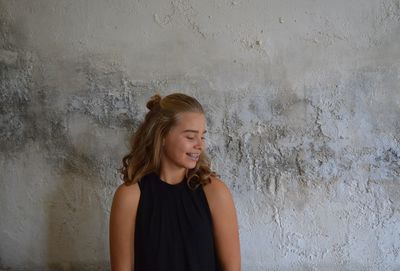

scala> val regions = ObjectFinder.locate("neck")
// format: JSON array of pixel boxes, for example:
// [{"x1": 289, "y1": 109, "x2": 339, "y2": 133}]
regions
[{"x1": 159, "y1": 165, "x2": 187, "y2": 185}]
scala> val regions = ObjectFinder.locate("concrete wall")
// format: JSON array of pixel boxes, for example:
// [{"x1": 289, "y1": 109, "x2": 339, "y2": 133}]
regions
[{"x1": 1, "y1": 0, "x2": 399, "y2": 270}]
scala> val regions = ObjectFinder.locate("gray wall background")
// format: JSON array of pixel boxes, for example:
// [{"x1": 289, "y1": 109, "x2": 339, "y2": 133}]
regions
[{"x1": 1, "y1": 0, "x2": 400, "y2": 270}]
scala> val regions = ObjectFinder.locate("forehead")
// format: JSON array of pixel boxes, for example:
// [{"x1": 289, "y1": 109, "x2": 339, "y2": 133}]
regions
[{"x1": 174, "y1": 112, "x2": 206, "y2": 130}]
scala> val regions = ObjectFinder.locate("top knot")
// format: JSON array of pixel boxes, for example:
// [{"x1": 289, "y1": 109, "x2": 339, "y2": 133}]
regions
[{"x1": 146, "y1": 94, "x2": 162, "y2": 110}]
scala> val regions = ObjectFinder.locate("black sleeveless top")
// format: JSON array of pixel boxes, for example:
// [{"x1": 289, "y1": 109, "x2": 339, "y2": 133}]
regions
[{"x1": 134, "y1": 172, "x2": 221, "y2": 271}]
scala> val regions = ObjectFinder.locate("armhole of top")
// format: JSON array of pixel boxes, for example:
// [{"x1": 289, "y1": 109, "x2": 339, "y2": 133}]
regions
[{"x1": 199, "y1": 185, "x2": 213, "y2": 225}]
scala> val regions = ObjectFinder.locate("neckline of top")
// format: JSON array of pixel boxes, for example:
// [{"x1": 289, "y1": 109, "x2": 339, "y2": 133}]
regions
[{"x1": 152, "y1": 172, "x2": 187, "y2": 188}]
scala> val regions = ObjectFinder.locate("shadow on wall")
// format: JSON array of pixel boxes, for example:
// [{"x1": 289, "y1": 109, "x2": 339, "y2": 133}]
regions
[{"x1": 45, "y1": 150, "x2": 110, "y2": 270}]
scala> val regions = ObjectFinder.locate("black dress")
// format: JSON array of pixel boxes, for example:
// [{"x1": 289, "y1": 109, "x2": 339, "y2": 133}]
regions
[{"x1": 134, "y1": 171, "x2": 221, "y2": 271}]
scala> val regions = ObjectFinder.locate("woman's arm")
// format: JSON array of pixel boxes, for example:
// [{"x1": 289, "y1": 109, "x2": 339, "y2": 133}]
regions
[
  {"x1": 109, "y1": 183, "x2": 141, "y2": 271},
  {"x1": 203, "y1": 177, "x2": 241, "y2": 271}
]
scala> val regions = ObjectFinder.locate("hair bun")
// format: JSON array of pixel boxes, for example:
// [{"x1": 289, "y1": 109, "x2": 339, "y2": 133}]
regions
[{"x1": 146, "y1": 94, "x2": 162, "y2": 110}]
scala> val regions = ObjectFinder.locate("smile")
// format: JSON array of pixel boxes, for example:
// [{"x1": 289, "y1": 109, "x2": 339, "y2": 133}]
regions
[{"x1": 187, "y1": 153, "x2": 200, "y2": 161}]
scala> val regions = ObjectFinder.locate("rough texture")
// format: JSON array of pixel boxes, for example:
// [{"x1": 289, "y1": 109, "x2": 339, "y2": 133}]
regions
[{"x1": 1, "y1": 0, "x2": 400, "y2": 270}]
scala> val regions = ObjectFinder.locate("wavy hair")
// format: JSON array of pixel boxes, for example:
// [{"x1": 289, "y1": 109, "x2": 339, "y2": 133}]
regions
[{"x1": 119, "y1": 93, "x2": 218, "y2": 190}]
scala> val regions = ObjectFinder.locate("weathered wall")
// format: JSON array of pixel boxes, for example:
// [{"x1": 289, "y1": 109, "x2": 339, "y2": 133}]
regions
[{"x1": 1, "y1": 0, "x2": 399, "y2": 270}]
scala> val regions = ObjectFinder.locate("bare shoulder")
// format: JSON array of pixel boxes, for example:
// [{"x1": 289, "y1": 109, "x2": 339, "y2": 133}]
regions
[
  {"x1": 202, "y1": 176, "x2": 241, "y2": 270},
  {"x1": 115, "y1": 182, "x2": 140, "y2": 198},
  {"x1": 202, "y1": 177, "x2": 241, "y2": 270},
  {"x1": 111, "y1": 182, "x2": 141, "y2": 212},
  {"x1": 109, "y1": 182, "x2": 141, "y2": 270},
  {"x1": 202, "y1": 176, "x2": 233, "y2": 212},
  {"x1": 203, "y1": 176, "x2": 230, "y2": 195}
]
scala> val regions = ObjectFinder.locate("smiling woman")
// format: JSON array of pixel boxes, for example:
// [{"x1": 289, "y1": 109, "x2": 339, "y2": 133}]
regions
[{"x1": 109, "y1": 93, "x2": 241, "y2": 271}]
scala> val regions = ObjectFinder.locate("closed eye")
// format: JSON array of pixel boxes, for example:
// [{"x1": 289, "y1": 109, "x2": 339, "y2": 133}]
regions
[{"x1": 187, "y1": 137, "x2": 206, "y2": 140}]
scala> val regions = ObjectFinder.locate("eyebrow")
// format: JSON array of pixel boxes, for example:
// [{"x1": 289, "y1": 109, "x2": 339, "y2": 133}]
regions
[{"x1": 182, "y1": 129, "x2": 207, "y2": 134}]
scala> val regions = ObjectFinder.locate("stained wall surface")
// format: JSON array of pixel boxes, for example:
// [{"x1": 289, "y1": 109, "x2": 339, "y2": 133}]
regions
[{"x1": 1, "y1": 0, "x2": 400, "y2": 270}]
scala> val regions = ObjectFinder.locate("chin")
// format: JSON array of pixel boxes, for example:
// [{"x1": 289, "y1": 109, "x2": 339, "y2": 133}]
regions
[
  {"x1": 182, "y1": 161, "x2": 198, "y2": 169},
  {"x1": 183, "y1": 164, "x2": 197, "y2": 169}
]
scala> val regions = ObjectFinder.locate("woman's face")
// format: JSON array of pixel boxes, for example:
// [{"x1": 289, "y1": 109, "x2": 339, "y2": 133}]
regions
[{"x1": 161, "y1": 112, "x2": 206, "y2": 170}]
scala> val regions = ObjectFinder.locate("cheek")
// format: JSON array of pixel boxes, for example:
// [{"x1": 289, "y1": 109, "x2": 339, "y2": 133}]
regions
[
  {"x1": 179, "y1": 141, "x2": 192, "y2": 153},
  {"x1": 165, "y1": 140, "x2": 187, "y2": 157},
  {"x1": 176, "y1": 142, "x2": 195, "y2": 158}
]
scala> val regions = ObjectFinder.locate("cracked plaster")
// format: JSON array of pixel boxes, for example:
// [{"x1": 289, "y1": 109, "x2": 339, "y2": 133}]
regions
[{"x1": 1, "y1": 0, "x2": 400, "y2": 270}]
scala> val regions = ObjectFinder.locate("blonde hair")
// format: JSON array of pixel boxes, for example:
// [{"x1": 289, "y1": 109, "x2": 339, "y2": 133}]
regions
[{"x1": 119, "y1": 93, "x2": 218, "y2": 189}]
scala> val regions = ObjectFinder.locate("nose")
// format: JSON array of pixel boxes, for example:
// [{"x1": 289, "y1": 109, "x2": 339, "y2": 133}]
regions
[{"x1": 195, "y1": 136, "x2": 204, "y2": 150}]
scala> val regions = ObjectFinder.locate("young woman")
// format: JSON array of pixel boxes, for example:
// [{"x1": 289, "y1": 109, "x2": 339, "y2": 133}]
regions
[{"x1": 109, "y1": 93, "x2": 241, "y2": 271}]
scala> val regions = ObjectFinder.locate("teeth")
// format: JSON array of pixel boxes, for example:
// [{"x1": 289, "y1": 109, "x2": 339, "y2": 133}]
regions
[{"x1": 188, "y1": 153, "x2": 199, "y2": 159}]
